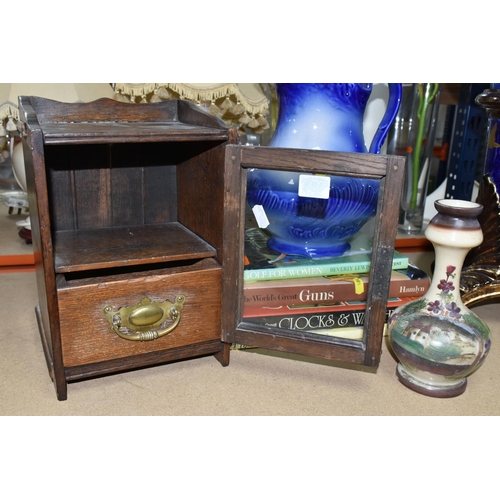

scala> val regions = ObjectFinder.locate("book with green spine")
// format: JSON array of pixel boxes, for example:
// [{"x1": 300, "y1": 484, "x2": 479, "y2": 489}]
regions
[{"x1": 243, "y1": 227, "x2": 408, "y2": 283}]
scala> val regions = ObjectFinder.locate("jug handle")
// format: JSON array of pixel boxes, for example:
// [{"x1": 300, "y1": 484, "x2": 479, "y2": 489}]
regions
[{"x1": 368, "y1": 83, "x2": 402, "y2": 154}]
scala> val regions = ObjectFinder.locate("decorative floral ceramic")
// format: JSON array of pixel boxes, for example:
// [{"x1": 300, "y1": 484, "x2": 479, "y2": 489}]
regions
[
  {"x1": 246, "y1": 83, "x2": 402, "y2": 258},
  {"x1": 388, "y1": 199, "x2": 491, "y2": 398}
]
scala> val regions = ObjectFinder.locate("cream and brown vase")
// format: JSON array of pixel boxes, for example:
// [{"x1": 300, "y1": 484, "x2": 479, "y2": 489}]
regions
[{"x1": 387, "y1": 199, "x2": 491, "y2": 398}]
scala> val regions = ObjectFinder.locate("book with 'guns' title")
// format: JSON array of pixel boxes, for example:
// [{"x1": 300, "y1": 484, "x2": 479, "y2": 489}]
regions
[{"x1": 244, "y1": 263, "x2": 430, "y2": 309}]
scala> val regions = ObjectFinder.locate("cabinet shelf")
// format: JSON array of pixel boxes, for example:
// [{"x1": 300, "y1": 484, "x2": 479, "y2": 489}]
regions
[{"x1": 53, "y1": 222, "x2": 216, "y2": 273}]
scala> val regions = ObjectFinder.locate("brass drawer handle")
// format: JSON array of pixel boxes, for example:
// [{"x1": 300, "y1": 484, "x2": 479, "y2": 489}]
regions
[{"x1": 103, "y1": 295, "x2": 185, "y2": 341}]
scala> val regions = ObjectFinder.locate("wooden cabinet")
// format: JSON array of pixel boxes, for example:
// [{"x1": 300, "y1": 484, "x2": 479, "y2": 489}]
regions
[
  {"x1": 20, "y1": 97, "x2": 405, "y2": 401},
  {"x1": 20, "y1": 97, "x2": 238, "y2": 400}
]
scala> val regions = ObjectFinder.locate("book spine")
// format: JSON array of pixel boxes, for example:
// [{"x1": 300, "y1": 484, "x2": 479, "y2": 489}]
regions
[
  {"x1": 243, "y1": 255, "x2": 409, "y2": 282},
  {"x1": 244, "y1": 304, "x2": 401, "y2": 331},
  {"x1": 244, "y1": 276, "x2": 429, "y2": 308}
]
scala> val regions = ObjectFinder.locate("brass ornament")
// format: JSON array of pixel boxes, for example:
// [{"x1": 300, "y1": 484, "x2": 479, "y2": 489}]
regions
[{"x1": 103, "y1": 295, "x2": 185, "y2": 341}]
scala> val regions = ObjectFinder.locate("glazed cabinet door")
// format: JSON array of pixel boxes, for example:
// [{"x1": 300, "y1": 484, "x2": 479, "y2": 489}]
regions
[{"x1": 221, "y1": 145, "x2": 405, "y2": 368}]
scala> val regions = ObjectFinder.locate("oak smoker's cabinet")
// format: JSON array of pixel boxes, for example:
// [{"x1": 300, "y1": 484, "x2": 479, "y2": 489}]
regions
[
  {"x1": 20, "y1": 97, "x2": 238, "y2": 400},
  {"x1": 21, "y1": 97, "x2": 405, "y2": 401}
]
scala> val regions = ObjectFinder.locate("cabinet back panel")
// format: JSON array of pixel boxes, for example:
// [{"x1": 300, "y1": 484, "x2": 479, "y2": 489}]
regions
[
  {"x1": 110, "y1": 166, "x2": 144, "y2": 226},
  {"x1": 74, "y1": 167, "x2": 113, "y2": 228},
  {"x1": 46, "y1": 144, "x2": 178, "y2": 231},
  {"x1": 144, "y1": 165, "x2": 177, "y2": 224}
]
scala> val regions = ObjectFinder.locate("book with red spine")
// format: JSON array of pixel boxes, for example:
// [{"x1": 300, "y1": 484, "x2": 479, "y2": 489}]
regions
[{"x1": 243, "y1": 263, "x2": 430, "y2": 310}]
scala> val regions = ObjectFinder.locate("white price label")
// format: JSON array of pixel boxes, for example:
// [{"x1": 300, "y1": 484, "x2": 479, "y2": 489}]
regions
[
  {"x1": 298, "y1": 174, "x2": 330, "y2": 199},
  {"x1": 252, "y1": 204, "x2": 270, "y2": 228}
]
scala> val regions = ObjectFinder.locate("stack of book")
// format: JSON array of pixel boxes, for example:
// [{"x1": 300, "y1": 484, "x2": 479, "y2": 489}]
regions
[{"x1": 242, "y1": 227, "x2": 431, "y2": 341}]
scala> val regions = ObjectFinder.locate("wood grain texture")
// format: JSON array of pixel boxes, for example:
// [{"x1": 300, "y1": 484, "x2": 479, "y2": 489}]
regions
[
  {"x1": 18, "y1": 97, "x2": 229, "y2": 144},
  {"x1": 239, "y1": 146, "x2": 391, "y2": 178},
  {"x1": 57, "y1": 259, "x2": 222, "y2": 367},
  {"x1": 64, "y1": 340, "x2": 227, "y2": 381},
  {"x1": 53, "y1": 223, "x2": 216, "y2": 273},
  {"x1": 23, "y1": 124, "x2": 68, "y2": 399}
]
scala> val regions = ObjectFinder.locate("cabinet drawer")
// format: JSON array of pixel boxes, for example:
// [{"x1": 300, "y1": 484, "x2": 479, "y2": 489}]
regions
[{"x1": 57, "y1": 259, "x2": 222, "y2": 367}]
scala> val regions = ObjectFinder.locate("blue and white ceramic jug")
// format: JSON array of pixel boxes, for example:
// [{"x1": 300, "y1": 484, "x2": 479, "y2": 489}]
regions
[
  {"x1": 247, "y1": 83, "x2": 402, "y2": 258},
  {"x1": 269, "y1": 83, "x2": 401, "y2": 152}
]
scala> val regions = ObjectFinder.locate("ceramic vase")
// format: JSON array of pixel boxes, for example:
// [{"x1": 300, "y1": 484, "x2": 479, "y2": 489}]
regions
[
  {"x1": 246, "y1": 83, "x2": 402, "y2": 259},
  {"x1": 387, "y1": 199, "x2": 491, "y2": 398}
]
